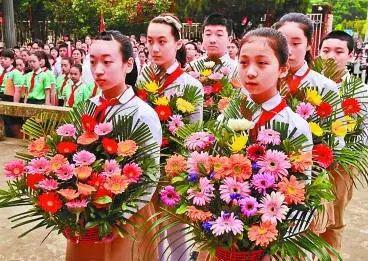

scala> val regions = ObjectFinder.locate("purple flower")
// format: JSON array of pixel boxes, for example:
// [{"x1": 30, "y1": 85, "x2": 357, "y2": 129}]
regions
[
  {"x1": 187, "y1": 171, "x2": 199, "y2": 182},
  {"x1": 219, "y1": 177, "x2": 250, "y2": 205},
  {"x1": 251, "y1": 173, "x2": 275, "y2": 194},
  {"x1": 202, "y1": 221, "x2": 212, "y2": 233},
  {"x1": 239, "y1": 196, "x2": 259, "y2": 217},
  {"x1": 160, "y1": 186, "x2": 181, "y2": 207}
]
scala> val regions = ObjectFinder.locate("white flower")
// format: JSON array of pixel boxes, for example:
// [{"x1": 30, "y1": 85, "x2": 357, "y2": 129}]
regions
[
  {"x1": 216, "y1": 114, "x2": 225, "y2": 123},
  {"x1": 204, "y1": 61, "x2": 215, "y2": 68},
  {"x1": 227, "y1": 118, "x2": 255, "y2": 132}
]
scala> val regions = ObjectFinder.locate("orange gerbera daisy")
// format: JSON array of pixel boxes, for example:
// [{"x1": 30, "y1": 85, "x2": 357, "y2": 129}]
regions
[
  {"x1": 165, "y1": 154, "x2": 187, "y2": 177},
  {"x1": 74, "y1": 166, "x2": 93, "y2": 180},
  {"x1": 186, "y1": 206, "x2": 212, "y2": 222},
  {"x1": 229, "y1": 154, "x2": 252, "y2": 181},
  {"x1": 117, "y1": 140, "x2": 138, "y2": 157},
  {"x1": 28, "y1": 137, "x2": 49, "y2": 157},
  {"x1": 248, "y1": 221, "x2": 278, "y2": 247},
  {"x1": 210, "y1": 156, "x2": 231, "y2": 180},
  {"x1": 289, "y1": 150, "x2": 313, "y2": 172},
  {"x1": 277, "y1": 176, "x2": 305, "y2": 205},
  {"x1": 50, "y1": 154, "x2": 68, "y2": 172}
]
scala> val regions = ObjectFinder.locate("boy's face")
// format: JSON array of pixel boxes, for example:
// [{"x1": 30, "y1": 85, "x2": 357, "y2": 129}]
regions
[
  {"x1": 202, "y1": 25, "x2": 230, "y2": 59},
  {"x1": 320, "y1": 38, "x2": 353, "y2": 72}
]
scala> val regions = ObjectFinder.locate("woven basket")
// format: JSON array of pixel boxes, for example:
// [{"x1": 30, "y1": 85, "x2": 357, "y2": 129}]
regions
[
  {"x1": 215, "y1": 247, "x2": 265, "y2": 261},
  {"x1": 63, "y1": 227, "x2": 115, "y2": 244}
]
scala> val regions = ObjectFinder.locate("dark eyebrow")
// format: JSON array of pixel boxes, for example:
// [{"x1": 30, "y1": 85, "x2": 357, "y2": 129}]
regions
[{"x1": 90, "y1": 54, "x2": 112, "y2": 58}]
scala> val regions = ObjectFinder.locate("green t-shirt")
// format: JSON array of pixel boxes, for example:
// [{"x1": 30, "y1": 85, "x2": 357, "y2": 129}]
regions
[
  {"x1": 44, "y1": 69, "x2": 56, "y2": 85},
  {"x1": 62, "y1": 81, "x2": 90, "y2": 107},
  {"x1": 0, "y1": 68, "x2": 24, "y2": 91},
  {"x1": 85, "y1": 82, "x2": 100, "y2": 99},
  {"x1": 24, "y1": 70, "x2": 51, "y2": 100},
  {"x1": 56, "y1": 74, "x2": 71, "y2": 99}
]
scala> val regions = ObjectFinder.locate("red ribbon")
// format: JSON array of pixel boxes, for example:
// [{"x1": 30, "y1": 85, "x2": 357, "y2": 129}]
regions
[
  {"x1": 287, "y1": 68, "x2": 310, "y2": 94},
  {"x1": 158, "y1": 65, "x2": 184, "y2": 94}
]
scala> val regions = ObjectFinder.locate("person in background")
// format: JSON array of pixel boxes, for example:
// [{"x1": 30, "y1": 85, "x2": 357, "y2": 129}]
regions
[
  {"x1": 51, "y1": 47, "x2": 62, "y2": 77},
  {"x1": 72, "y1": 48, "x2": 85, "y2": 65},
  {"x1": 185, "y1": 41, "x2": 199, "y2": 65},
  {"x1": 13, "y1": 46, "x2": 21, "y2": 58},
  {"x1": 43, "y1": 44, "x2": 51, "y2": 55},
  {"x1": 228, "y1": 39, "x2": 239, "y2": 60},
  {"x1": 56, "y1": 57, "x2": 73, "y2": 106},
  {"x1": 75, "y1": 40, "x2": 83, "y2": 49},
  {"x1": 85, "y1": 35, "x2": 92, "y2": 48},
  {"x1": 62, "y1": 64, "x2": 90, "y2": 107},
  {"x1": 139, "y1": 33, "x2": 147, "y2": 45},
  {"x1": 138, "y1": 50, "x2": 148, "y2": 72},
  {"x1": 59, "y1": 43, "x2": 69, "y2": 58}
]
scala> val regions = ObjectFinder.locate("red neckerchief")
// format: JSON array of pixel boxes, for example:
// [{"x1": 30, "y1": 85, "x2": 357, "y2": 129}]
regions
[
  {"x1": 250, "y1": 99, "x2": 288, "y2": 141},
  {"x1": 158, "y1": 65, "x2": 184, "y2": 94},
  {"x1": 91, "y1": 82, "x2": 99, "y2": 97},
  {"x1": 60, "y1": 75, "x2": 69, "y2": 94},
  {"x1": 67, "y1": 82, "x2": 81, "y2": 107},
  {"x1": 287, "y1": 68, "x2": 310, "y2": 94}
]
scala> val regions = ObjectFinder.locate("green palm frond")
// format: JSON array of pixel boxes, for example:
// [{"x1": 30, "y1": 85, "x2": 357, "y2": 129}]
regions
[
  {"x1": 22, "y1": 112, "x2": 65, "y2": 139},
  {"x1": 311, "y1": 57, "x2": 345, "y2": 83},
  {"x1": 175, "y1": 121, "x2": 204, "y2": 141},
  {"x1": 182, "y1": 84, "x2": 203, "y2": 106},
  {"x1": 223, "y1": 97, "x2": 258, "y2": 120}
]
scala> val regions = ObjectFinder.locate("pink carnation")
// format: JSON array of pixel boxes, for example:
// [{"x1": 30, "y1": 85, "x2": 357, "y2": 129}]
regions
[
  {"x1": 94, "y1": 122, "x2": 113, "y2": 136},
  {"x1": 4, "y1": 160, "x2": 26, "y2": 179},
  {"x1": 56, "y1": 124, "x2": 77, "y2": 137}
]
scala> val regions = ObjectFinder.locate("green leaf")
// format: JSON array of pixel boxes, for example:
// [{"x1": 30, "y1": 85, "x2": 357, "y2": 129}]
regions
[
  {"x1": 94, "y1": 196, "x2": 112, "y2": 204},
  {"x1": 175, "y1": 204, "x2": 188, "y2": 215}
]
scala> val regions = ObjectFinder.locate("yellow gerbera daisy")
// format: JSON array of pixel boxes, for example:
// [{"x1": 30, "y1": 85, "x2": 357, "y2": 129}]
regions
[{"x1": 176, "y1": 98, "x2": 195, "y2": 113}]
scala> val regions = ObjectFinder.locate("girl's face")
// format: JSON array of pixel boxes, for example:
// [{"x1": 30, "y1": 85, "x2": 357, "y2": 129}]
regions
[
  {"x1": 239, "y1": 37, "x2": 288, "y2": 96},
  {"x1": 138, "y1": 52, "x2": 146, "y2": 63},
  {"x1": 16, "y1": 59, "x2": 25, "y2": 72},
  {"x1": 90, "y1": 39, "x2": 133, "y2": 91},
  {"x1": 61, "y1": 60, "x2": 71, "y2": 75},
  {"x1": 85, "y1": 36, "x2": 92, "y2": 46},
  {"x1": 72, "y1": 50, "x2": 82, "y2": 63},
  {"x1": 44, "y1": 45, "x2": 50, "y2": 54},
  {"x1": 277, "y1": 22, "x2": 311, "y2": 72},
  {"x1": 69, "y1": 67, "x2": 81, "y2": 83},
  {"x1": 29, "y1": 54, "x2": 41, "y2": 70},
  {"x1": 21, "y1": 51, "x2": 30, "y2": 62},
  {"x1": 51, "y1": 49, "x2": 58, "y2": 58},
  {"x1": 227, "y1": 43, "x2": 239, "y2": 59},
  {"x1": 1, "y1": 57, "x2": 13, "y2": 69},
  {"x1": 147, "y1": 22, "x2": 182, "y2": 69},
  {"x1": 76, "y1": 41, "x2": 82, "y2": 49},
  {"x1": 40, "y1": 58, "x2": 46, "y2": 68}
]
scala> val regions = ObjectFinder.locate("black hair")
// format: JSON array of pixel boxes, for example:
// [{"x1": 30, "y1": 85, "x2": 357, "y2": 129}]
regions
[
  {"x1": 27, "y1": 43, "x2": 32, "y2": 47},
  {"x1": 95, "y1": 30, "x2": 133, "y2": 62},
  {"x1": 138, "y1": 50, "x2": 148, "y2": 58},
  {"x1": 274, "y1": 13, "x2": 314, "y2": 64},
  {"x1": 203, "y1": 13, "x2": 232, "y2": 36},
  {"x1": 320, "y1": 30, "x2": 354, "y2": 54},
  {"x1": 71, "y1": 63, "x2": 83, "y2": 74},
  {"x1": 59, "y1": 43, "x2": 68, "y2": 50},
  {"x1": 61, "y1": 56, "x2": 74, "y2": 65},
  {"x1": 21, "y1": 49, "x2": 31, "y2": 55},
  {"x1": 50, "y1": 47, "x2": 59, "y2": 57},
  {"x1": 34, "y1": 50, "x2": 51, "y2": 70},
  {"x1": 185, "y1": 41, "x2": 199, "y2": 52},
  {"x1": 150, "y1": 13, "x2": 187, "y2": 68},
  {"x1": 14, "y1": 46, "x2": 20, "y2": 50},
  {"x1": 33, "y1": 39, "x2": 44, "y2": 49},
  {"x1": 138, "y1": 43, "x2": 145, "y2": 47},
  {"x1": 240, "y1": 28, "x2": 289, "y2": 67},
  {"x1": 230, "y1": 39, "x2": 239, "y2": 48},
  {"x1": 1, "y1": 49, "x2": 16, "y2": 67},
  {"x1": 140, "y1": 34, "x2": 147, "y2": 38}
]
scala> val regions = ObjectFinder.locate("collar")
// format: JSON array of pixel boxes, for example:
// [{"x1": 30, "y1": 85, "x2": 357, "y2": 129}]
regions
[
  {"x1": 95, "y1": 86, "x2": 134, "y2": 105},
  {"x1": 261, "y1": 93, "x2": 282, "y2": 111},
  {"x1": 4, "y1": 65, "x2": 13, "y2": 73},
  {"x1": 294, "y1": 61, "x2": 309, "y2": 77},
  {"x1": 72, "y1": 80, "x2": 82, "y2": 87},
  {"x1": 34, "y1": 68, "x2": 43, "y2": 75},
  {"x1": 166, "y1": 61, "x2": 180, "y2": 74}
]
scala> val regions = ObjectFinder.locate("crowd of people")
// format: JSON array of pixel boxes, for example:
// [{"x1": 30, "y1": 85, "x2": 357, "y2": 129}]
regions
[{"x1": 0, "y1": 11, "x2": 367, "y2": 261}]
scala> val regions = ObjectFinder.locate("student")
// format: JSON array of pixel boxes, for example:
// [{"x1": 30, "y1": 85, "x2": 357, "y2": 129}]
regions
[
  {"x1": 319, "y1": 30, "x2": 368, "y2": 252},
  {"x1": 24, "y1": 52, "x2": 51, "y2": 105},
  {"x1": 38, "y1": 50, "x2": 57, "y2": 105},
  {"x1": 51, "y1": 47, "x2": 62, "y2": 77},
  {"x1": 185, "y1": 41, "x2": 199, "y2": 64},
  {"x1": 59, "y1": 43, "x2": 69, "y2": 58},
  {"x1": 62, "y1": 64, "x2": 89, "y2": 107},
  {"x1": 56, "y1": 57, "x2": 73, "y2": 106},
  {"x1": 137, "y1": 50, "x2": 148, "y2": 72},
  {"x1": 187, "y1": 13, "x2": 238, "y2": 78},
  {"x1": 65, "y1": 30, "x2": 161, "y2": 261},
  {"x1": 142, "y1": 13, "x2": 204, "y2": 261},
  {"x1": 72, "y1": 48, "x2": 85, "y2": 65},
  {"x1": 227, "y1": 39, "x2": 239, "y2": 60}
]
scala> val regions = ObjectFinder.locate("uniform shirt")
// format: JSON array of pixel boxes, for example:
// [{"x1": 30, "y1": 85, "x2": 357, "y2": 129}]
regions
[
  {"x1": 188, "y1": 53, "x2": 239, "y2": 79},
  {"x1": 0, "y1": 66, "x2": 24, "y2": 90},
  {"x1": 24, "y1": 68, "x2": 51, "y2": 100},
  {"x1": 62, "y1": 80, "x2": 90, "y2": 107},
  {"x1": 56, "y1": 74, "x2": 72, "y2": 100},
  {"x1": 44, "y1": 69, "x2": 56, "y2": 86},
  {"x1": 137, "y1": 61, "x2": 204, "y2": 123},
  {"x1": 90, "y1": 87, "x2": 162, "y2": 220}
]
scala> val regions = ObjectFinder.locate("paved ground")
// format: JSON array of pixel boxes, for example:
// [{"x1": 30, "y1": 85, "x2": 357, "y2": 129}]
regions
[{"x1": 0, "y1": 138, "x2": 367, "y2": 261}]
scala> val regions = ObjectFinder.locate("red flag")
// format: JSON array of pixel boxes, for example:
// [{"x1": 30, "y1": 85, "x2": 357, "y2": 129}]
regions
[{"x1": 99, "y1": 12, "x2": 106, "y2": 33}]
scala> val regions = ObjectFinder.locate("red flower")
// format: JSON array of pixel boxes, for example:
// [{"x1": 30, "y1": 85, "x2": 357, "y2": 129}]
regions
[
  {"x1": 313, "y1": 144, "x2": 334, "y2": 168},
  {"x1": 81, "y1": 114, "x2": 97, "y2": 132},
  {"x1": 56, "y1": 141, "x2": 77, "y2": 155},
  {"x1": 102, "y1": 137, "x2": 118, "y2": 155},
  {"x1": 26, "y1": 173, "x2": 45, "y2": 189},
  {"x1": 87, "y1": 173, "x2": 106, "y2": 188},
  {"x1": 246, "y1": 144, "x2": 266, "y2": 161},
  {"x1": 122, "y1": 163, "x2": 142, "y2": 183},
  {"x1": 136, "y1": 89, "x2": 148, "y2": 101},
  {"x1": 37, "y1": 192, "x2": 63, "y2": 214},
  {"x1": 161, "y1": 137, "x2": 170, "y2": 148},
  {"x1": 316, "y1": 102, "x2": 333, "y2": 118},
  {"x1": 155, "y1": 105, "x2": 172, "y2": 122},
  {"x1": 212, "y1": 82, "x2": 223, "y2": 93},
  {"x1": 342, "y1": 98, "x2": 361, "y2": 115},
  {"x1": 93, "y1": 187, "x2": 113, "y2": 208}
]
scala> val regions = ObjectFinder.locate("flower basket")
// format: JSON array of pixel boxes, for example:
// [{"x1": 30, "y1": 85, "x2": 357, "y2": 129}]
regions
[
  {"x1": 63, "y1": 227, "x2": 115, "y2": 244},
  {"x1": 215, "y1": 247, "x2": 265, "y2": 261}
]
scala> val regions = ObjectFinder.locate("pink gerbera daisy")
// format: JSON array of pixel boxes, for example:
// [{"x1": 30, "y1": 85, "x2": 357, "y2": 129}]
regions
[
  {"x1": 94, "y1": 122, "x2": 113, "y2": 136},
  {"x1": 101, "y1": 159, "x2": 121, "y2": 177},
  {"x1": 72, "y1": 150, "x2": 96, "y2": 166},
  {"x1": 122, "y1": 163, "x2": 142, "y2": 183},
  {"x1": 187, "y1": 177, "x2": 215, "y2": 206},
  {"x1": 104, "y1": 175, "x2": 129, "y2": 194},
  {"x1": 185, "y1": 132, "x2": 215, "y2": 151},
  {"x1": 248, "y1": 221, "x2": 278, "y2": 247},
  {"x1": 210, "y1": 211, "x2": 244, "y2": 236},
  {"x1": 4, "y1": 160, "x2": 26, "y2": 179},
  {"x1": 167, "y1": 115, "x2": 184, "y2": 134},
  {"x1": 296, "y1": 102, "x2": 315, "y2": 120},
  {"x1": 160, "y1": 185, "x2": 181, "y2": 207},
  {"x1": 251, "y1": 173, "x2": 275, "y2": 194},
  {"x1": 259, "y1": 191, "x2": 289, "y2": 224},
  {"x1": 257, "y1": 129, "x2": 281, "y2": 146},
  {"x1": 239, "y1": 196, "x2": 259, "y2": 217},
  {"x1": 257, "y1": 150, "x2": 291, "y2": 180},
  {"x1": 187, "y1": 151, "x2": 211, "y2": 174},
  {"x1": 37, "y1": 179, "x2": 59, "y2": 191},
  {"x1": 27, "y1": 157, "x2": 50, "y2": 175},
  {"x1": 56, "y1": 124, "x2": 77, "y2": 137},
  {"x1": 66, "y1": 198, "x2": 89, "y2": 213},
  {"x1": 55, "y1": 163, "x2": 75, "y2": 180},
  {"x1": 219, "y1": 177, "x2": 250, "y2": 205}
]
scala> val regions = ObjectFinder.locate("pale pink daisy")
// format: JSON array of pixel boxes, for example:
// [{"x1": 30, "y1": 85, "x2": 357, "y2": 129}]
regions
[
  {"x1": 27, "y1": 157, "x2": 50, "y2": 174},
  {"x1": 259, "y1": 191, "x2": 289, "y2": 224},
  {"x1": 257, "y1": 150, "x2": 291, "y2": 180},
  {"x1": 239, "y1": 196, "x2": 259, "y2": 217},
  {"x1": 187, "y1": 151, "x2": 211, "y2": 173},
  {"x1": 210, "y1": 211, "x2": 244, "y2": 236},
  {"x1": 219, "y1": 177, "x2": 250, "y2": 205},
  {"x1": 56, "y1": 124, "x2": 77, "y2": 137},
  {"x1": 73, "y1": 150, "x2": 96, "y2": 166},
  {"x1": 37, "y1": 178, "x2": 59, "y2": 191},
  {"x1": 220, "y1": 66, "x2": 231, "y2": 76},
  {"x1": 203, "y1": 86, "x2": 213, "y2": 95},
  {"x1": 4, "y1": 160, "x2": 26, "y2": 179},
  {"x1": 257, "y1": 129, "x2": 281, "y2": 146},
  {"x1": 56, "y1": 163, "x2": 75, "y2": 180},
  {"x1": 208, "y1": 72, "x2": 224, "y2": 80},
  {"x1": 66, "y1": 198, "x2": 89, "y2": 212},
  {"x1": 101, "y1": 159, "x2": 121, "y2": 177},
  {"x1": 296, "y1": 102, "x2": 315, "y2": 120},
  {"x1": 187, "y1": 177, "x2": 215, "y2": 206},
  {"x1": 167, "y1": 115, "x2": 184, "y2": 134},
  {"x1": 94, "y1": 122, "x2": 113, "y2": 136},
  {"x1": 188, "y1": 71, "x2": 200, "y2": 79},
  {"x1": 185, "y1": 132, "x2": 215, "y2": 151}
]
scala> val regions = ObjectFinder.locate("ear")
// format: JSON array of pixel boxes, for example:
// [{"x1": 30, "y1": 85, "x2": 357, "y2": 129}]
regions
[
  {"x1": 279, "y1": 63, "x2": 290, "y2": 78},
  {"x1": 125, "y1": 57, "x2": 134, "y2": 74},
  {"x1": 176, "y1": 39, "x2": 183, "y2": 51}
]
